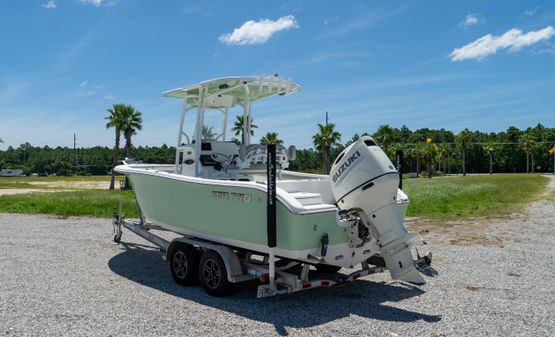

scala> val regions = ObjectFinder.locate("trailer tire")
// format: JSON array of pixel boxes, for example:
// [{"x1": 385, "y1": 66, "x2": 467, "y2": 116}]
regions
[
  {"x1": 315, "y1": 264, "x2": 342, "y2": 274},
  {"x1": 199, "y1": 250, "x2": 231, "y2": 297},
  {"x1": 169, "y1": 243, "x2": 199, "y2": 286}
]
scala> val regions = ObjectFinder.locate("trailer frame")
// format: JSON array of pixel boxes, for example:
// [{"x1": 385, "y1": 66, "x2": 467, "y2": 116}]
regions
[{"x1": 113, "y1": 215, "x2": 388, "y2": 298}]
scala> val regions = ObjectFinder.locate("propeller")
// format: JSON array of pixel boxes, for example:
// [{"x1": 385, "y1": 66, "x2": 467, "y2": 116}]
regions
[{"x1": 414, "y1": 250, "x2": 438, "y2": 277}]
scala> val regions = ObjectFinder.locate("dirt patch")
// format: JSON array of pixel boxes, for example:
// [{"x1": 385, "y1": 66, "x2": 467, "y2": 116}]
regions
[
  {"x1": 449, "y1": 233, "x2": 504, "y2": 248},
  {"x1": 27, "y1": 180, "x2": 110, "y2": 189},
  {"x1": 0, "y1": 189, "x2": 43, "y2": 196},
  {"x1": 0, "y1": 189, "x2": 72, "y2": 196},
  {"x1": 541, "y1": 174, "x2": 555, "y2": 197},
  {"x1": 407, "y1": 218, "x2": 507, "y2": 248},
  {"x1": 407, "y1": 175, "x2": 555, "y2": 248}
]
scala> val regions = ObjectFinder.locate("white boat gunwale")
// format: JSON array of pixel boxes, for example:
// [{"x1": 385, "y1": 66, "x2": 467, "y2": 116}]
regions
[{"x1": 116, "y1": 164, "x2": 338, "y2": 215}]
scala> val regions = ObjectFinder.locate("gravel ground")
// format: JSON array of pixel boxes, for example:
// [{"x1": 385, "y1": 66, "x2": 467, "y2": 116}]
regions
[{"x1": 1, "y1": 177, "x2": 554, "y2": 336}]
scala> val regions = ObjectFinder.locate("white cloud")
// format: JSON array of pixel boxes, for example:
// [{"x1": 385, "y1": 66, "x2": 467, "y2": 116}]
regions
[
  {"x1": 459, "y1": 14, "x2": 485, "y2": 29},
  {"x1": 219, "y1": 15, "x2": 298, "y2": 45},
  {"x1": 323, "y1": 16, "x2": 339, "y2": 25},
  {"x1": 78, "y1": 91, "x2": 95, "y2": 97},
  {"x1": 79, "y1": 0, "x2": 117, "y2": 7},
  {"x1": 80, "y1": 0, "x2": 104, "y2": 6},
  {"x1": 42, "y1": 1, "x2": 57, "y2": 9},
  {"x1": 450, "y1": 26, "x2": 555, "y2": 61},
  {"x1": 531, "y1": 42, "x2": 555, "y2": 56},
  {"x1": 103, "y1": 95, "x2": 116, "y2": 100},
  {"x1": 323, "y1": 5, "x2": 408, "y2": 39},
  {"x1": 80, "y1": 81, "x2": 103, "y2": 88},
  {"x1": 523, "y1": 7, "x2": 540, "y2": 16}
]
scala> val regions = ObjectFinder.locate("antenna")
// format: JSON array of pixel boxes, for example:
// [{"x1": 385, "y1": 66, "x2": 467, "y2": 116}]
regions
[{"x1": 73, "y1": 133, "x2": 77, "y2": 174}]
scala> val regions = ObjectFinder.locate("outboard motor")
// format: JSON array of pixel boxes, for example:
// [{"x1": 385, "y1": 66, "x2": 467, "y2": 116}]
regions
[{"x1": 330, "y1": 136, "x2": 426, "y2": 284}]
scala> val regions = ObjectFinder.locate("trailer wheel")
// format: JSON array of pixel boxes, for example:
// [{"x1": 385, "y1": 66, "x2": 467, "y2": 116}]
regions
[
  {"x1": 199, "y1": 250, "x2": 231, "y2": 297},
  {"x1": 169, "y1": 243, "x2": 199, "y2": 286},
  {"x1": 315, "y1": 264, "x2": 342, "y2": 274}
]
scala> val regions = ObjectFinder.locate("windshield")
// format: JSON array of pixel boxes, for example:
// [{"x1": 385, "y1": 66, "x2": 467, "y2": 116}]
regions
[{"x1": 201, "y1": 109, "x2": 225, "y2": 141}]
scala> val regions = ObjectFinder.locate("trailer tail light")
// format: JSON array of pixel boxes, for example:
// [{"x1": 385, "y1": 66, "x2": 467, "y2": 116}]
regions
[{"x1": 260, "y1": 274, "x2": 269, "y2": 284}]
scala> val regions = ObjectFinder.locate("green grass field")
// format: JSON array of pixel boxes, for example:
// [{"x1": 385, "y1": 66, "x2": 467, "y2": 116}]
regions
[
  {"x1": 0, "y1": 174, "x2": 549, "y2": 219},
  {"x1": 0, "y1": 175, "x2": 135, "y2": 218},
  {"x1": 403, "y1": 174, "x2": 549, "y2": 218},
  {"x1": 0, "y1": 190, "x2": 139, "y2": 218}
]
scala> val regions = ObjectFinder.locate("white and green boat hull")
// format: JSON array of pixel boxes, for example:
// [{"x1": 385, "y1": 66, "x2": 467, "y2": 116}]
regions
[{"x1": 120, "y1": 168, "x2": 380, "y2": 268}]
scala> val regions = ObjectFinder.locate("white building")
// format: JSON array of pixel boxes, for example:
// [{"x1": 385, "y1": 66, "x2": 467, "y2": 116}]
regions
[{"x1": 0, "y1": 169, "x2": 24, "y2": 177}]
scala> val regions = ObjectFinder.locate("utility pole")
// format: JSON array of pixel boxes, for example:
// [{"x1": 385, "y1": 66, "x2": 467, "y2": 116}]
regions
[
  {"x1": 448, "y1": 144, "x2": 451, "y2": 175},
  {"x1": 325, "y1": 111, "x2": 328, "y2": 126},
  {"x1": 73, "y1": 133, "x2": 76, "y2": 175}
]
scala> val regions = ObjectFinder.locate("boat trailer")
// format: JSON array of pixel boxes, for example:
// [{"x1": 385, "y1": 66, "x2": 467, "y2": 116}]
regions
[
  {"x1": 113, "y1": 214, "x2": 390, "y2": 298},
  {"x1": 111, "y1": 144, "x2": 435, "y2": 297}
]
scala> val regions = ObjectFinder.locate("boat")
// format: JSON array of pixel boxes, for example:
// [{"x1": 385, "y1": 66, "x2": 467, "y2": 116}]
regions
[{"x1": 114, "y1": 75, "x2": 434, "y2": 296}]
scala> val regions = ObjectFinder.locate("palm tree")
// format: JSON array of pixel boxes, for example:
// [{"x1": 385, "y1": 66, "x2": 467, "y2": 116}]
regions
[
  {"x1": 519, "y1": 134, "x2": 536, "y2": 173},
  {"x1": 373, "y1": 125, "x2": 395, "y2": 153},
  {"x1": 313, "y1": 123, "x2": 341, "y2": 173},
  {"x1": 202, "y1": 126, "x2": 217, "y2": 140},
  {"x1": 121, "y1": 105, "x2": 143, "y2": 159},
  {"x1": 105, "y1": 104, "x2": 127, "y2": 190},
  {"x1": 482, "y1": 142, "x2": 496, "y2": 175},
  {"x1": 422, "y1": 143, "x2": 438, "y2": 178},
  {"x1": 232, "y1": 115, "x2": 258, "y2": 144},
  {"x1": 120, "y1": 105, "x2": 143, "y2": 190},
  {"x1": 436, "y1": 143, "x2": 448, "y2": 173},
  {"x1": 410, "y1": 143, "x2": 427, "y2": 176},
  {"x1": 260, "y1": 132, "x2": 283, "y2": 145},
  {"x1": 455, "y1": 129, "x2": 473, "y2": 176}
]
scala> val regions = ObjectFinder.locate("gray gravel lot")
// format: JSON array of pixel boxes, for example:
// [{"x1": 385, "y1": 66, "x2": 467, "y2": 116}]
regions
[{"x1": 1, "y1": 178, "x2": 554, "y2": 336}]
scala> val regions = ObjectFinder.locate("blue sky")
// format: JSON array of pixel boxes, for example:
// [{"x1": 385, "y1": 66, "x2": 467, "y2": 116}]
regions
[{"x1": 0, "y1": 0, "x2": 554, "y2": 149}]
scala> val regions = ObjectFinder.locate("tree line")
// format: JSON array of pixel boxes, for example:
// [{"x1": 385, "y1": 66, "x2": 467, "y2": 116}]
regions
[
  {"x1": 292, "y1": 123, "x2": 555, "y2": 175},
  {"x1": 1, "y1": 123, "x2": 554, "y2": 176}
]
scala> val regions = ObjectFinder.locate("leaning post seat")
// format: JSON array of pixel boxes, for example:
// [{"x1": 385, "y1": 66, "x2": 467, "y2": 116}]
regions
[{"x1": 243, "y1": 144, "x2": 292, "y2": 169}]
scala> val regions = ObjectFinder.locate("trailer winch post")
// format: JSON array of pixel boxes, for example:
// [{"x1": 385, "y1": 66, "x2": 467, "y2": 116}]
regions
[{"x1": 267, "y1": 144, "x2": 277, "y2": 290}]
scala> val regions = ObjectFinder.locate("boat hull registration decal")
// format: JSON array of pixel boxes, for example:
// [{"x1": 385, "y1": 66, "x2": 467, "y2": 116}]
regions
[{"x1": 211, "y1": 191, "x2": 252, "y2": 203}]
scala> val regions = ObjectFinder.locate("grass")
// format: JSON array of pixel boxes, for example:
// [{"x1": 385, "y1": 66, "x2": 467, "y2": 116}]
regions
[
  {"x1": 0, "y1": 190, "x2": 139, "y2": 218},
  {"x1": 0, "y1": 174, "x2": 549, "y2": 219},
  {"x1": 403, "y1": 174, "x2": 549, "y2": 219}
]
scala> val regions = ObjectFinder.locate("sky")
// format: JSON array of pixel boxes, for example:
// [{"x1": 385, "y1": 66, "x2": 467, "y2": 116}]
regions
[{"x1": 0, "y1": 0, "x2": 554, "y2": 149}]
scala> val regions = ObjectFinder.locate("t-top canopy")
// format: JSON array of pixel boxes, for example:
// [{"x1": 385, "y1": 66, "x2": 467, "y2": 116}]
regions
[{"x1": 162, "y1": 75, "x2": 301, "y2": 108}]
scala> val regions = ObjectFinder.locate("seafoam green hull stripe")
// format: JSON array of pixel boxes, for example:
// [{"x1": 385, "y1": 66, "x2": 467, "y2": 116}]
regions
[{"x1": 128, "y1": 173, "x2": 348, "y2": 251}]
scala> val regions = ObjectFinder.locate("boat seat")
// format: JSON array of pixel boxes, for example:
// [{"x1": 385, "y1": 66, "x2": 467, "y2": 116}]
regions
[
  {"x1": 277, "y1": 179, "x2": 336, "y2": 205},
  {"x1": 243, "y1": 144, "x2": 289, "y2": 169},
  {"x1": 289, "y1": 191, "x2": 324, "y2": 206}
]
